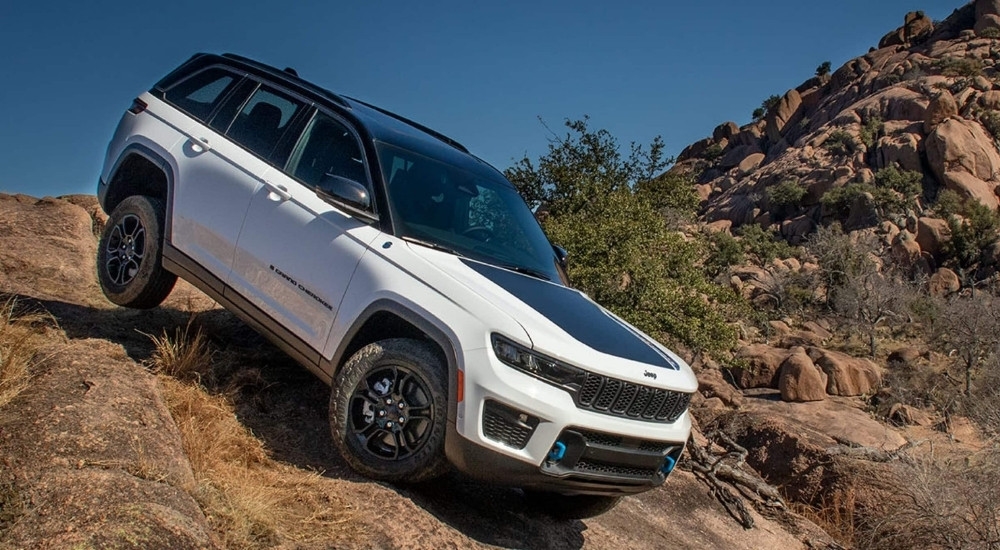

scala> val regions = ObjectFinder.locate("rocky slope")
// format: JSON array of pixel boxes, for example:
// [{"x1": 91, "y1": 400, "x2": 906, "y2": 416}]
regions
[
  {"x1": 0, "y1": 193, "x2": 850, "y2": 547},
  {"x1": 675, "y1": 1, "x2": 1000, "y2": 279}
]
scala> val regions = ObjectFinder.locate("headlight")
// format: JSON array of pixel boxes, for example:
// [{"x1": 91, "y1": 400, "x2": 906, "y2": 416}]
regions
[{"x1": 491, "y1": 334, "x2": 588, "y2": 389}]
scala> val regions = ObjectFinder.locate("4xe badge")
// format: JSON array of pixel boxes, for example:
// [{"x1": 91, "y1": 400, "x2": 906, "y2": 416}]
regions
[{"x1": 643, "y1": 370, "x2": 657, "y2": 380}]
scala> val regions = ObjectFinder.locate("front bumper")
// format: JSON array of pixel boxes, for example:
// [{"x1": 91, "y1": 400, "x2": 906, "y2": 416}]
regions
[{"x1": 445, "y1": 346, "x2": 692, "y2": 496}]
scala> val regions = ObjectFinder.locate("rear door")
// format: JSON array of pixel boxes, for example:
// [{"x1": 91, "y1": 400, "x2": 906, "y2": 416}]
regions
[
  {"x1": 168, "y1": 76, "x2": 307, "y2": 288},
  {"x1": 229, "y1": 110, "x2": 382, "y2": 354}
]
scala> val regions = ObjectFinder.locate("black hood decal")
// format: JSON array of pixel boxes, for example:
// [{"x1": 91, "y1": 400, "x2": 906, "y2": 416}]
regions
[{"x1": 462, "y1": 260, "x2": 676, "y2": 370}]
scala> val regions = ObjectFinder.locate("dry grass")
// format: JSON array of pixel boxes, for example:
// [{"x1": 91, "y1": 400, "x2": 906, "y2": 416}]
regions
[
  {"x1": 0, "y1": 297, "x2": 51, "y2": 408},
  {"x1": 153, "y1": 327, "x2": 355, "y2": 548},
  {"x1": 792, "y1": 485, "x2": 858, "y2": 548},
  {"x1": 144, "y1": 321, "x2": 214, "y2": 383}
]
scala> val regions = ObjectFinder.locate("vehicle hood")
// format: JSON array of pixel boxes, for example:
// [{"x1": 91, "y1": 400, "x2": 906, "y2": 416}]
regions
[{"x1": 407, "y1": 244, "x2": 697, "y2": 392}]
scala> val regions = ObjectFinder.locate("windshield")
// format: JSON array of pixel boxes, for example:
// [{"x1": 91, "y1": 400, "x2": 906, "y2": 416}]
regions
[{"x1": 376, "y1": 141, "x2": 563, "y2": 283}]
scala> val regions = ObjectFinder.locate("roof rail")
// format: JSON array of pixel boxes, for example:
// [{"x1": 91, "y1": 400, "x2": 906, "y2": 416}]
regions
[
  {"x1": 221, "y1": 53, "x2": 350, "y2": 109},
  {"x1": 346, "y1": 96, "x2": 469, "y2": 154}
]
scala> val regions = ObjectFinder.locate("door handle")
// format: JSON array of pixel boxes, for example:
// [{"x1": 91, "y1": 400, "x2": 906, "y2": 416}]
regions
[
  {"x1": 189, "y1": 136, "x2": 212, "y2": 153},
  {"x1": 264, "y1": 181, "x2": 292, "y2": 201}
]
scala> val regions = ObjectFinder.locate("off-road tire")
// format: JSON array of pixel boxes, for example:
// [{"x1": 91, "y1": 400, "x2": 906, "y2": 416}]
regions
[
  {"x1": 97, "y1": 195, "x2": 176, "y2": 309},
  {"x1": 331, "y1": 338, "x2": 449, "y2": 483},
  {"x1": 523, "y1": 491, "x2": 622, "y2": 520}
]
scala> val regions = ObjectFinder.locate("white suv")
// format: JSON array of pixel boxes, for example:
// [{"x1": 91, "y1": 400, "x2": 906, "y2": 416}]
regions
[{"x1": 96, "y1": 53, "x2": 697, "y2": 518}]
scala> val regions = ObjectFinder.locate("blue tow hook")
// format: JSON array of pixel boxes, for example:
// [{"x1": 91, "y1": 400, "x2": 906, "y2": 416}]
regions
[
  {"x1": 661, "y1": 455, "x2": 677, "y2": 475},
  {"x1": 548, "y1": 441, "x2": 567, "y2": 461}
]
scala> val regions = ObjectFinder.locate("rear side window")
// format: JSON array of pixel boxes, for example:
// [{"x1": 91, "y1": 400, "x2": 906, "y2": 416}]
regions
[
  {"x1": 163, "y1": 68, "x2": 239, "y2": 122},
  {"x1": 226, "y1": 85, "x2": 306, "y2": 159}
]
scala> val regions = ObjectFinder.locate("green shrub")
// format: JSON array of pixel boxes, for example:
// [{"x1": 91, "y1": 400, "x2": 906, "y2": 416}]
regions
[
  {"x1": 936, "y1": 56, "x2": 984, "y2": 77},
  {"x1": 979, "y1": 27, "x2": 1000, "y2": 39},
  {"x1": 816, "y1": 61, "x2": 832, "y2": 77},
  {"x1": 873, "y1": 165, "x2": 922, "y2": 199},
  {"x1": 859, "y1": 116, "x2": 884, "y2": 149},
  {"x1": 979, "y1": 109, "x2": 1000, "y2": 143},
  {"x1": 737, "y1": 224, "x2": 798, "y2": 266},
  {"x1": 635, "y1": 171, "x2": 700, "y2": 217},
  {"x1": 753, "y1": 94, "x2": 782, "y2": 122},
  {"x1": 824, "y1": 130, "x2": 857, "y2": 157},
  {"x1": 703, "y1": 230, "x2": 745, "y2": 277},
  {"x1": 703, "y1": 143, "x2": 724, "y2": 161},
  {"x1": 932, "y1": 189, "x2": 963, "y2": 218},
  {"x1": 944, "y1": 200, "x2": 1000, "y2": 271},
  {"x1": 768, "y1": 179, "x2": 807, "y2": 219}
]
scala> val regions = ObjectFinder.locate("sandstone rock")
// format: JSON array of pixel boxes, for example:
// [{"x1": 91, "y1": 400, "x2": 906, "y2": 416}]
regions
[
  {"x1": 704, "y1": 219, "x2": 732, "y2": 233},
  {"x1": 705, "y1": 193, "x2": 757, "y2": 225},
  {"x1": 891, "y1": 230, "x2": 922, "y2": 265},
  {"x1": 697, "y1": 368, "x2": 744, "y2": 408},
  {"x1": 980, "y1": 90, "x2": 1000, "y2": 110},
  {"x1": 888, "y1": 403, "x2": 932, "y2": 426},
  {"x1": 780, "y1": 215, "x2": 816, "y2": 245},
  {"x1": 713, "y1": 121, "x2": 740, "y2": 142},
  {"x1": 926, "y1": 118, "x2": 1000, "y2": 210},
  {"x1": 732, "y1": 344, "x2": 791, "y2": 389},
  {"x1": 975, "y1": 12, "x2": 1000, "y2": 36},
  {"x1": 924, "y1": 91, "x2": 958, "y2": 134},
  {"x1": 929, "y1": 267, "x2": 961, "y2": 296},
  {"x1": 977, "y1": 0, "x2": 1000, "y2": 20},
  {"x1": 974, "y1": 75, "x2": 994, "y2": 92},
  {"x1": 887, "y1": 346, "x2": 926, "y2": 369},
  {"x1": 779, "y1": 348, "x2": 828, "y2": 402},
  {"x1": 808, "y1": 348, "x2": 882, "y2": 397},
  {"x1": 678, "y1": 137, "x2": 714, "y2": 162},
  {"x1": 876, "y1": 133, "x2": 922, "y2": 173},
  {"x1": 765, "y1": 89, "x2": 803, "y2": 143},
  {"x1": 695, "y1": 183, "x2": 713, "y2": 203},
  {"x1": 738, "y1": 152, "x2": 766, "y2": 174},
  {"x1": 916, "y1": 217, "x2": 951, "y2": 257}
]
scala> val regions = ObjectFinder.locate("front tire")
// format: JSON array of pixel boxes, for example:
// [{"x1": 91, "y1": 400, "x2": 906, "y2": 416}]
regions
[
  {"x1": 97, "y1": 195, "x2": 176, "y2": 309},
  {"x1": 330, "y1": 338, "x2": 449, "y2": 483}
]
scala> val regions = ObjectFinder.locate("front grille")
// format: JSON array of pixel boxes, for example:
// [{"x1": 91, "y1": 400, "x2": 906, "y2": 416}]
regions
[
  {"x1": 575, "y1": 460, "x2": 659, "y2": 479},
  {"x1": 482, "y1": 400, "x2": 538, "y2": 450},
  {"x1": 577, "y1": 429, "x2": 672, "y2": 454},
  {"x1": 575, "y1": 373, "x2": 691, "y2": 423}
]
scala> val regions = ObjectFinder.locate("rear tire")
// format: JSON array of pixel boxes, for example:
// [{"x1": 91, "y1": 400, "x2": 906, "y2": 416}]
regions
[
  {"x1": 523, "y1": 491, "x2": 622, "y2": 520},
  {"x1": 97, "y1": 195, "x2": 176, "y2": 309},
  {"x1": 330, "y1": 338, "x2": 449, "y2": 483}
]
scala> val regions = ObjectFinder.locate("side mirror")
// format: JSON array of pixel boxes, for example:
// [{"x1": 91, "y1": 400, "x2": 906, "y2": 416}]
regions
[
  {"x1": 318, "y1": 175, "x2": 371, "y2": 210},
  {"x1": 552, "y1": 244, "x2": 569, "y2": 270}
]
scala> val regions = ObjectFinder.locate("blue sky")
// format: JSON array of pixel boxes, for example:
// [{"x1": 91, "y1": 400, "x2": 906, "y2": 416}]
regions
[{"x1": 0, "y1": 0, "x2": 959, "y2": 198}]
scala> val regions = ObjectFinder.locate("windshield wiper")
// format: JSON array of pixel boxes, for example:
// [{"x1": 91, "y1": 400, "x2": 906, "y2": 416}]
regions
[
  {"x1": 402, "y1": 236, "x2": 462, "y2": 257},
  {"x1": 499, "y1": 263, "x2": 551, "y2": 281}
]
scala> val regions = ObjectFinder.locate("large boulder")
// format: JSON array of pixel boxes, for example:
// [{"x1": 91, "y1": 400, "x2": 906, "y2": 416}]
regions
[
  {"x1": 929, "y1": 267, "x2": 961, "y2": 296},
  {"x1": 915, "y1": 217, "x2": 951, "y2": 258},
  {"x1": 779, "y1": 348, "x2": 828, "y2": 402},
  {"x1": 808, "y1": 348, "x2": 882, "y2": 397},
  {"x1": 879, "y1": 11, "x2": 935, "y2": 48},
  {"x1": 713, "y1": 121, "x2": 740, "y2": 142},
  {"x1": 765, "y1": 89, "x2": 803, "y2": 143},
  {"x1": 923, "y1": 91, "x2": 958, "y2": 134},
  {"x1": 926, "y1": 118, "x2": 1000, "y2": 210},
  {"x1": 876, "y1": 133, "x2": 922, "y2": 173},
  {"x1": 731, "y1": 344, "x2": 791, "y2": 389}
]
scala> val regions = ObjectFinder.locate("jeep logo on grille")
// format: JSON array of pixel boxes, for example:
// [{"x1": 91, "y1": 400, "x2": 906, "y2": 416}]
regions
[{"x1": 643, "y1": 370, "x2": 657, "y2": 380}]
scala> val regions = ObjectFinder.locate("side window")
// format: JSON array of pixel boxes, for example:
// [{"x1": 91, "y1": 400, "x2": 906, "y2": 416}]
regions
[
  {"x1": 226, "y1": 85, "x2": 306, "y2": 160},
  {"x1": 163, "y1": 68, "x2": 239, "y2": 122},
  {"x1": 286, "y1": 112, "x2": 370, "y2": 200}
]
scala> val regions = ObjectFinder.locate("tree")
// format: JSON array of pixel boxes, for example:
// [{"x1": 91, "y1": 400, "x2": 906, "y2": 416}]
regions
[
  {"x1": 933, "y1": 292, "x2": 1000, "y2": 397},
  {"x1": 505, "y1": 118, "x2": 740, "y2": 353},
  {"x1": 815, "y1": 61, "x2": 832, "y2": 77}
]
